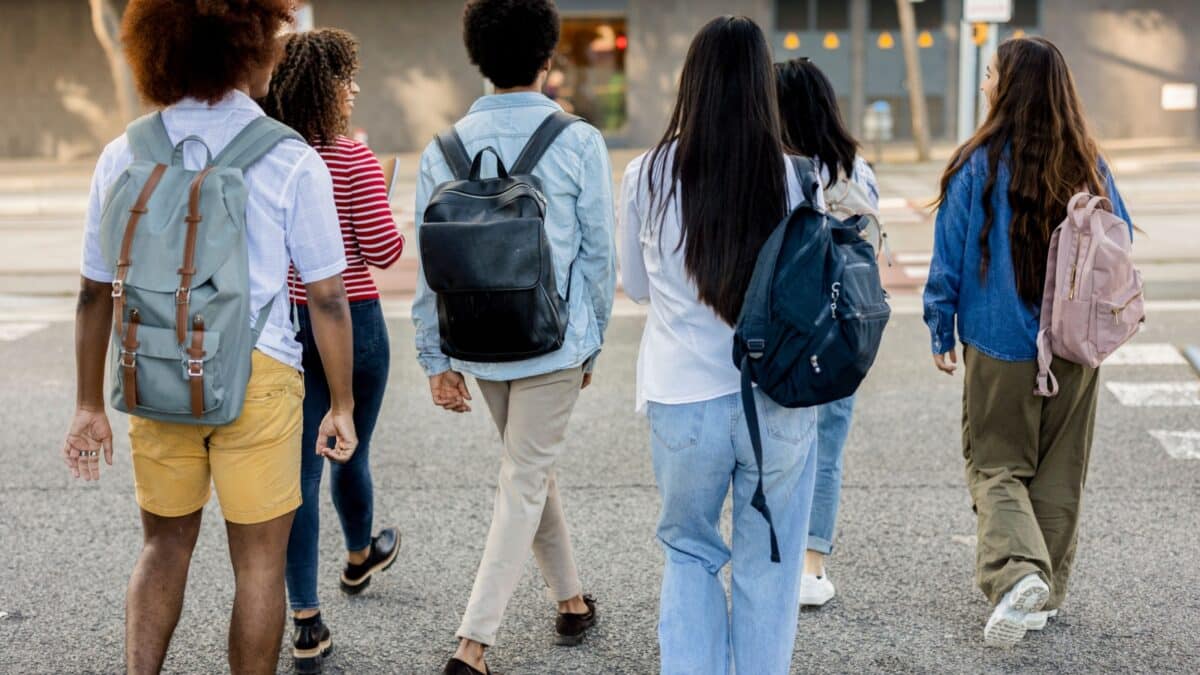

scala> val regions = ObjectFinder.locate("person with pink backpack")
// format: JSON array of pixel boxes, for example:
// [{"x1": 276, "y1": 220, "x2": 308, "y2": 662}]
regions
[{"x1": 924, "y1": 37, "x2": 1136, "y2": 648}]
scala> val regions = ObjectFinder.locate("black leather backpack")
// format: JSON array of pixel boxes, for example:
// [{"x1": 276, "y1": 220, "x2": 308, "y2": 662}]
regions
[{"x1": 420, "y1": 111, "x2": 581, "y2": 362}]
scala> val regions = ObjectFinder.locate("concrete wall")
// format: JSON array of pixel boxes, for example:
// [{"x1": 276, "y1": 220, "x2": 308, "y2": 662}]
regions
[
  {"x1": 0, "y1": 0, "x2": 122, "y2": 159},
  {"x1": 1044, "y1": 0, "x2": 1200, "y2": 141}
]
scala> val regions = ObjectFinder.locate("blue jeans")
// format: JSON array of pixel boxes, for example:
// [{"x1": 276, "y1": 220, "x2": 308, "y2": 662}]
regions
[
  {"x1": 285, "y1": 299, "x2": 391, "y2": 611},
  {"x1": 808, "y1": 395, "x2": 855, "y2": 555},
  {"x1": 649, "y1": 391, "x2": 817, "y2": 675}
]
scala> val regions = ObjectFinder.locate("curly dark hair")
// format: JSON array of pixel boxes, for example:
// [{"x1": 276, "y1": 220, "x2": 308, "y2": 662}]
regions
[
  {"x1": 121, "y1": 0, "x2": 293, "y2": 107},
  {"x1": 463, "y1": 0, "x2": 560, "y2": 88},
  {"x1": 261, "y1": 29, "x2": 360, "y2": 146}
]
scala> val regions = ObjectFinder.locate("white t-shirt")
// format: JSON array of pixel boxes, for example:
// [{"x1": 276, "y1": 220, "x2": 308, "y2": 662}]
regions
[
  {"x1": 80, "y1": 90, "x2": 347, "y2": 370},
  {"x1": 619, "y1": 148, "x2": 824, "y2": 412}
]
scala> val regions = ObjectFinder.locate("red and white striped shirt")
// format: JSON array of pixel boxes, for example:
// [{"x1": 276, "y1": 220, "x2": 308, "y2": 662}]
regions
[{"x1": 288, "y1": 136, "x2": 403, "y2": 303}]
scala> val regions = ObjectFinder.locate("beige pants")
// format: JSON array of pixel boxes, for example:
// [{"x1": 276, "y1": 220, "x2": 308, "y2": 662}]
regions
[{"x1": 456, "y1": 366, "x2": 585, "y2": 646}]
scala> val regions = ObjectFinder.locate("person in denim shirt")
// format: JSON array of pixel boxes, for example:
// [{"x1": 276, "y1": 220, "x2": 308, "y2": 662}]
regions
[
  {"x1": 412, "y1": 3, "x2": 615, "y2": 673},
  {"x1": 924, "y1": 37, "x2": 1132, "y2": 648}
]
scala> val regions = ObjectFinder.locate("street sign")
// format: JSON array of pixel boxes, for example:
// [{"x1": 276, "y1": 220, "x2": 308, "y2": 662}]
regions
[{"x1": 963, "y1": 0, "x2": 1012, "y2": 23}]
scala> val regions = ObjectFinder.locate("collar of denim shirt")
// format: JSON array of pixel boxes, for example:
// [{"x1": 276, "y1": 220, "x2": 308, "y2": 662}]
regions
[{"x1": 466, "y1": 91, "x2": 562, "y2": 114}]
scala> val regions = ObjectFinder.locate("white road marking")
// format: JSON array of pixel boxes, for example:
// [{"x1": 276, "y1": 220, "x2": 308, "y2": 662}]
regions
[
  {"x1": 903, "y1": 266, "x2": 930, "y2": 280},
  {"x1": 1149, "y1": 430, "x2": 1200, "y2": 460},
  {"x1": 1106, "y1": 343, "x2": 1187, "y2": 366},
  {"x1": 951, "y1": 535, "x2": 977, "y2": 547},
  {"x1": 0, "y1": 322, "x2": 48, "y2": 342},
  {"x1": 895, "y1": 252, "x2": 933, "y2": 265},
  {"x1": 1106, "y1": 382, "x2": 1200, "y2": 407}
]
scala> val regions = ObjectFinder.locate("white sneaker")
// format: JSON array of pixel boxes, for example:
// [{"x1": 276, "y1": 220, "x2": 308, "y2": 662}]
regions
[
  {"x1": 1024, "y1": 609, "x2": 1058, "y2": 631},
  {"x1": 983, "y1": 574, "x2": 1050, "y2": 647},
  {"x1": 799, "y1": 573, "x2": 836, "y2": 607}
]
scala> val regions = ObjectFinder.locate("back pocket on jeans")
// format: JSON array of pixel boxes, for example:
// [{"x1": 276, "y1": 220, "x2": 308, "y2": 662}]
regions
[{"x1": 648, "y1": 402, "x2": 704, "y2": 452}]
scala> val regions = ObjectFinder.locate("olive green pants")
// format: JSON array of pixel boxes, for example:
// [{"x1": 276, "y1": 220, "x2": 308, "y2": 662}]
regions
[{"x1": 962, "y1": 345, "x2": 1099, "y2": 610}]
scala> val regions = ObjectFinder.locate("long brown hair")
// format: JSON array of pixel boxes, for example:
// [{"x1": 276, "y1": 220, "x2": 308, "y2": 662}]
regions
[
  {"x1": 645, "y1": 16, "x2": 789, "y2": 325},
  {"x1": 934, "y1": 36, "x2": 1105, "y2": 305}
]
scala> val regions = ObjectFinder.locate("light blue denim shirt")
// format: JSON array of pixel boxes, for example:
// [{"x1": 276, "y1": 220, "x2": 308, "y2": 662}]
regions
[
  {"x1": 412, "y1": 92, "x2": 616, "y2": 380},
  {"x1": 924, "y1": 147, "x2": 1131, "y2": 361}
]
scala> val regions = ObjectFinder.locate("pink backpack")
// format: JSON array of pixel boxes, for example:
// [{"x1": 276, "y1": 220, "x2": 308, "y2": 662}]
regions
[{"x1": 1035, "y1": 193, "x2": 1144, "y2": 396}]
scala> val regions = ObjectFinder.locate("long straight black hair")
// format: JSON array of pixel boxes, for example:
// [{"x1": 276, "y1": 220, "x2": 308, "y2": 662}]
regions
[
  {"x1": 645, "y1": 15, "x2": 789, "y2": 325},
  {"x1": 775, "y1": 57, "x2": 859, "y2": 188}
]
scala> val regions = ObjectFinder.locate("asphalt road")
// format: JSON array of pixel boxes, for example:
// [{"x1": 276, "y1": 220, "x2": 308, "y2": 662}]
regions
[{"x1": 2, "y1": 304, "x2": 1198, "y2": 674}]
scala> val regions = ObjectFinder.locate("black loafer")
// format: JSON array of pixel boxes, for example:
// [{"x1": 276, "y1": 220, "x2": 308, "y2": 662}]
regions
[
  {"x1": 292, "y1": 613, "x2": 332, "y2": 674},
  {"x1": 340, "y1": 526, "x2": 401, "y2": 595},
  {"x1": 443, "y1": 657, "x2": 490, "y2": 675},
  {"x1": 555, "y1": 594, "x2": 597, "y2": 646}
]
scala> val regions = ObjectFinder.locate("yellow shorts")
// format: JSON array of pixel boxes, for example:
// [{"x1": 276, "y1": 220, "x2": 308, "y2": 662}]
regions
[{"x1": 129, "y1": 350, "x2": 304, "y2": 524}]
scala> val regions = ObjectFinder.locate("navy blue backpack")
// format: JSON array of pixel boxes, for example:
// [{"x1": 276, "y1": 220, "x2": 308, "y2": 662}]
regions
[{"x1": 732, "y1": 156, "x2": 891, "y2": 562}]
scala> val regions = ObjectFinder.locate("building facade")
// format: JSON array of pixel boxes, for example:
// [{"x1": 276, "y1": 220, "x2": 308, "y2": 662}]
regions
[{"x1": 2, "y1": 0, "x2": 1198, "y2": 158}]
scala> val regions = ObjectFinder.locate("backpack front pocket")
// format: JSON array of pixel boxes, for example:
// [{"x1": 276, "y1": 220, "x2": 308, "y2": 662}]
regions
[
  {"x1": 1095, "y1": 287, "x2": 1144, "y2": 359},
  {"x1": 114, "y1": 323, "x2": 223, "y2": 416}
]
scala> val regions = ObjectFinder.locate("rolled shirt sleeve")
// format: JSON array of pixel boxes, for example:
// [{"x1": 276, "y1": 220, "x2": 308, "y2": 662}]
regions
[
  {"x1": 411, "y1": 145, "x2": 453, "y2": 377},
  {"x1": 80, "y1": 138, "x2": 132, "y2": 283},
  {"x1": 285, "y1": 147, "x2": 347, "y2": 284}
]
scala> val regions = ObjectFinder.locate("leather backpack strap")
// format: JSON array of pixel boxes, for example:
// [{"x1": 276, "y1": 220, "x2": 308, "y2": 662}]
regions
[
  {"x1": 510, "y1": 111, "x2": 582, "y2": 176},
  {"x1": 112, "y1": 163, "x2": 168, "y2": 332},
  {"x1": 126, "y1": 112, "x2": 174, "y2": 164},
  {"x1": 435, "y1": 127, "x2": 472, "y2": 180},
  {"x1": 119, "y1": 309, "x2": 142, "y2": 410},
  {"x1": 186, "y1": 315, "x2": 206, "y2": 418},
  {"x1": 175, "y1": 167, "x2": 215, "y2": 344}
]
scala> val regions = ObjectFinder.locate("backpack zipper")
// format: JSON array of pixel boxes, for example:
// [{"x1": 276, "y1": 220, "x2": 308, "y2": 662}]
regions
[
  {"x1": 1110, "y1": 290, "x2": 1143, "y2": 321},
  {"x1": 433, "y1": 185, "x2": 546, "y2": 207},
  {"x1": 1068, "y1": 263, "x2": 1078, "y2": 300}
]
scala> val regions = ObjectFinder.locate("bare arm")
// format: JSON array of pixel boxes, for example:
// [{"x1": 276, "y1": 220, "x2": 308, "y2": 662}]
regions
[
  {"x1": 64, "y1": 277, "x2": 116, "y2": 480},
  {"x1": 304, "y1": 275, "x2": 358, "y2": 462}
]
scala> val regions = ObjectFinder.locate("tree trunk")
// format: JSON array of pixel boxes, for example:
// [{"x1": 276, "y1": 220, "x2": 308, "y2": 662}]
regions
[
  {"x1": 896, "y1": 0, "x2": 931, "y2": 161},
  {"x1": 89, "y1": 0, "x2": 139, "y2": 128}
]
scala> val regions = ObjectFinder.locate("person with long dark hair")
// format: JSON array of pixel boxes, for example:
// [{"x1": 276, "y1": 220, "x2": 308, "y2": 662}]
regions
[
  {"x1": 261, "y1": 28, "x2": 405, "y2": 674},
  {"x1": 620, "y1": 16, "x2": 820, "y2": 673},
  {"x1": 925, "y1": 36, "x2": 1132, "y2": 647},
  {"x1": 775, "y1": 57, "x2": 880, "y2": 609}
]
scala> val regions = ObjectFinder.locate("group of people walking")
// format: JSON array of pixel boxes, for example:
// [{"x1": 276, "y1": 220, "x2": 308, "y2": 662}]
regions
[{"x1": 60, "y1": 1, "x2": 1131, "y2": 674}]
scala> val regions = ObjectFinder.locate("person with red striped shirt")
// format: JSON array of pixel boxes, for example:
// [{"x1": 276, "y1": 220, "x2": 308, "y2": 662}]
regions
[{"x1": 262, "y1": 28, "x2": 404, "y2": 674}]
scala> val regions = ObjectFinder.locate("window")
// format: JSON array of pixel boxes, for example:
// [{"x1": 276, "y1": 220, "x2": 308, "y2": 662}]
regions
[
  {"x1": 549, "y1": 18, "x2": 628, "y2": 133},
  {"x1": 1010, "y1": 0, "x2": 1039, "y2": 26},
  {"x1": 816, "y1": 0, "x2": 849, "y2": 30},
  {"x1": 870, "y1": 0, "x2": 944, "y2": 29},
  {"x1": 776, "y1": 0, "x2": 810, "y2": 31}
]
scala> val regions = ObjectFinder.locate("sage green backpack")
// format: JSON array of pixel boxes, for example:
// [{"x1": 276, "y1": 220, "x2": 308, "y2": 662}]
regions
[{"x1": 101, "y1": 111, "x2": 302, "y2": 426}]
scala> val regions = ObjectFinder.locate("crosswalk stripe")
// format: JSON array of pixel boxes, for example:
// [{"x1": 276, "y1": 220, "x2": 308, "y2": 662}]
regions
[
  {"x1": 903, "y1": 266, "x2": 930, "y2": 280},
  {"x1": 1106, "y1": 382, "x2": 1200, "y2": 407},
  {"x1": 1106, "y1": 343, "x2": 1187, "y2": 365},
  {"x1": 1149, "y1": 430, "x2": 1200, "y2": 460},
  {"x1": 0, "y1": 322, "x2": 49, "y2": 342}
]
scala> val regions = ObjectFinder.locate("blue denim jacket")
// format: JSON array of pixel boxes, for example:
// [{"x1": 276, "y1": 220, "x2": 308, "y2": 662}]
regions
[
  {"x1": 923, "y1": 147, "x2": 1131, "y2": 361},
  {"x1": 412, "y1": 92, "x2": 616, "y2": 379}
]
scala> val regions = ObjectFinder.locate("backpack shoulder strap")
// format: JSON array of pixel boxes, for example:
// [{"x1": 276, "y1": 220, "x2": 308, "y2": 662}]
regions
[
  {"x1": 435, "y1": 126, "x2": 472, "y2": 180},
  {"x1": 212, "y1": 117, "x2": 305, "y2": 170},
  {"x1": 126, "y1": 112, "x2": 174, "y2": 164},
  {"x1": 787, "y1": 155, "x2": 821, "y2": 207},
  {"x1": 510, "y1": 111, "x2": 582, "y2": 176}
]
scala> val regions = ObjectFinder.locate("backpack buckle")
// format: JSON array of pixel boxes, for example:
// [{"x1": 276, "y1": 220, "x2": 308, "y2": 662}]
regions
[
  {"x1": 747, "y1": 339, "x2": 766, "y2": 359},
  {"x1": 111, "y1": 280, "x2": 124, "y2": 299},
  {"x1": 119, "y1": 349, "x2": 137, "y2": 368},
  {"x1": 185, "y1": 358, "x2": 204, "y2": 378},
  {"x1": 175, "y1": 288, "x2": 191, "y2": 305}
]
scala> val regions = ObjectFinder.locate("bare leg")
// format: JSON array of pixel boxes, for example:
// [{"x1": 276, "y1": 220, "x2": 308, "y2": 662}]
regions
[
  {"x1": 453, "y1": 638, "x2": 487, "y2": 671},
  {"x1": 226, "y1": 512, "x2": 296, "y2": 675},
  {"x1": 803, "y1": 550, "x2": 826, "y2": 576},
  {"x1": 126, "y1": 509, "x2": 203, "y2": 675}
]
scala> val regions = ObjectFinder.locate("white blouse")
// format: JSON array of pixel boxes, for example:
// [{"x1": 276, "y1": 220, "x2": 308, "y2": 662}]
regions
[{"x1": 619, "y1": 148, "x2": 823, "y2": 412}]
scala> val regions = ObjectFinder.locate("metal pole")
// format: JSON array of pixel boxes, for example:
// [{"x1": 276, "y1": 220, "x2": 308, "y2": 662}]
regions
[
  {"x1": 897, "y1": 0, "x2": 931, "y2": 160},
  {"x1": 849, "y1": 0, "x2": 868, "y2": 139},
  {"x1": 956, "y1": 19, "x2": 977, "y2": 142}
]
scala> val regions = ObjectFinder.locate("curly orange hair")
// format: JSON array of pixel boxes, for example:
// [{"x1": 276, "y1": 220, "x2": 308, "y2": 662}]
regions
[{"x1": 122, "y1": 0, "x2": 293, "y2": 106}]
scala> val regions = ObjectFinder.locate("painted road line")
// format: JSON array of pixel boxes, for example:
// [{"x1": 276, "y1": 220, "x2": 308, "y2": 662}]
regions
[
  {"x1": 1148, "y1": 430, "x2": 1200, "y2": 460},
  {"x1": 903, "y1": 266, "x2": 930, "y2": 280},
  {"x1": 895, "y1": 252, "x2": 933, "y2": 265},
  {"x1": 1106, "y1": 343, "x2": 1187, "y2": 366},
  {"x1": 0, "y1": 322, "x2": 49, "y2": 342},
  {"x1": 1184, "y1": 345, "x2": 1200, "y2": 378},
  {"x1": 1106, "y1": 382, "x2": 1200, "y2": 407}
]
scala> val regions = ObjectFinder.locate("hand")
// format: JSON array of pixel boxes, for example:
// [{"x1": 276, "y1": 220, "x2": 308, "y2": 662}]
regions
[
  {"x1": 429, "y1": 371, "x2": 471, "y2": 413},
  {"x1": 933, "y1": 349, "x2": 958, "y2": 375},
  {"x1": 63, "y1": 407, "x2": 114, "y2": 481},
  {"x1": 581, "y1": 373, "x2": 593, "y2": 390},
  {"x1": 317, "y1": 409, "x2": 358, "y2": 464}
]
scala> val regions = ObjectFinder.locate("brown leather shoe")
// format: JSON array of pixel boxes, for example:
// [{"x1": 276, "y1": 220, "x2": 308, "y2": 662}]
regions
[
  {"x1": 555, "y1": 594, "x2": 597, "y2": 646},
  {"x1": 443, "y1": 657, "x2": 490, "y2": 675}
]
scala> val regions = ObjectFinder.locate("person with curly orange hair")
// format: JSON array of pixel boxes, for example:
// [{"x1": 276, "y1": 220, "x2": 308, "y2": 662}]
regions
[{"x1": 62, "y1": 2, "x2": 357, "y2": 673}]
